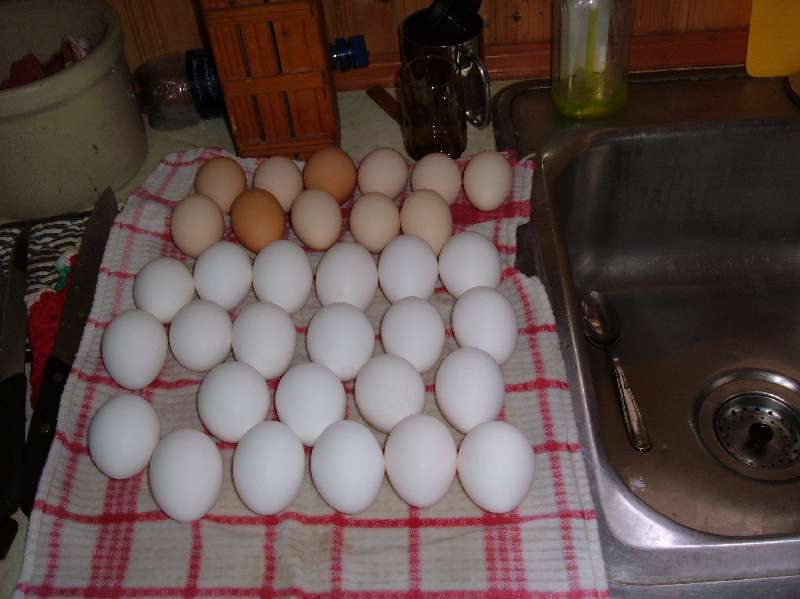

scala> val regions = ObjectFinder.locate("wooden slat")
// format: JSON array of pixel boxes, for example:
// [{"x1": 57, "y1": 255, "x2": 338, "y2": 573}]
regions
[
  {"x1": 227, "y1": 96, "x2": 263, "y2": 145},
  {"x1": 302, "y1": 14, "x2": 329, "y2": 70},
  {"x1": 204, "y1": 2, "x2": 312, "y2": 26},
  {"x1": 315, "y1": 75, "x2": 339, "y2": 134},
  {"x1": 485, "y1": 42, "x2": 550, "y2": 80},
  {"x1": 239, "y1": 21, "x2": 279, "y2": 77},
  {"x1": 223, "y1": 71, "x2": 326, "y2": 97},
  {"x1": 630, "y1": 29, "x2": 748, "y2": 70},
  {"x1": 238, "y1": 135, "x2": 337, "y2": 158},
  {"x1": 287, "y1": 88, "x2": 323, "y2": 136},
  {"x1": 207, "y1": 25, "x2": 248, "y2": 80},
  {"x1": 256, "y1": 93, "x2": 293, "y2": 141},
  {"x1": 200, "y1": 0, "x2": 232, "y2": 9},
  {"x1": 633, "y1": 0, "x2": 751, "y2": 33},
  {"x1": 273, "y1": 18, "x2": 315, "y2": 73},
  {"x1": 486, "y1": 0, "x2": 552, "y2": 45}
]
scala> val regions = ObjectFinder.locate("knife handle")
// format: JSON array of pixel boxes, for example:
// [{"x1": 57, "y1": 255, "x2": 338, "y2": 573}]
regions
[
  {"x1": 0, "y1": 373, "x2": 26, "y2": 519},
  {"x1": 21, "y1": 356, "x2": 71, "y2": 517}
]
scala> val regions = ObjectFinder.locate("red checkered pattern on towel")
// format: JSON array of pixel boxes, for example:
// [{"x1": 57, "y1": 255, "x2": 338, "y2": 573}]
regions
[{"x1": 15, "y1": 148, "x2": 608, "y2": 599}]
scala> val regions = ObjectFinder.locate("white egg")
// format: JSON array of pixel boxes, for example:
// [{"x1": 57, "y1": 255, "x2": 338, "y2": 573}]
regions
[
  {"x1": 315, "y1": 242, "x2": 378, "y2": 311},
  {"x1": 438, "y1": 232, "x2": 502, "y2": 298},
  {"x1": 88, "y1": 394, "x2": 160, "y2": 479},
  {"x1": 133, "y1": 257, "x2": 195, "y2": 323},
  {"x1": 306, "y1": 303, "x2": 375, "y2": 380},
  {"x1": 435, "y1": 348, "x2": 504, "y2": 433},
  {"x1": 410, "y1": 152, "x2": 462, "y2": 205},
  {"x1": 377, "y1": 235, "x2": 438, "y2": 303},
  {"x1": 252, "y1": 240, "x2": 312, "y2": 313},
  {"x1": 193, "y1": 241, "x2": 252, "y2": 311},
  {"x1": 311, "y1": 420, "x2": 385, "y2": 514},
  {"x1": 102, "y1": 310, "x2": 167, "y2": 389},
  {"x1": 169, "y1": 300, "x2": 232, "y2": 372},
  {"x1": 275, "y1": 362, "x2": 346, "y2": 446},
  {"x1": 233, "y1": 421, "x2": 305, "y2": 514},
  {"x1": 253, "y1": 156, "x2": 304, "y2": 212},
  {"x1": 355, "y1": 354, "x2": 425, "y2": 433},
  {"x1": 452, "y1": 287, "x2": 517, "y2": 364},
  {"x1": 381, "y1": 297, "x2": 445, "y2": 373},
  {"x1": 457, "y1": 421, "x2": 534, "y2": 513},
  {"x1": 149, "y1": 429, "x2": 223, "y2": 522},
  {"x1": 385, "y1": 414, "x2": 456, "y2": 508},
  {"x1": 357, "y1": 147, "x2": 409, "y2": 199},
  {"x1": 463, "y1": 151, "x2": 513, "y2": 212},
  {"x1": 232, "y1": 302, "x2": 296, "y2": 379},
  {"x1": 197, "y1": 362, "x2": 270, "y2": 442}
]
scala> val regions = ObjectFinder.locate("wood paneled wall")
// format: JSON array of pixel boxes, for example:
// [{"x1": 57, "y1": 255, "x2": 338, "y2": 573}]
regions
[{"x1": 111, "y1": 0, "x2": 752, "y2": 88}]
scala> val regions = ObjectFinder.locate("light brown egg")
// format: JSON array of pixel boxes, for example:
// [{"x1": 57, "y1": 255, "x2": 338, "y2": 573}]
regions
[
  {"x1": 230, "y1": 189, "x2": 285, "y2": 253},
  {"x1": 290, "y1": 189, "x2": 342, "y2": 251},
  {"x1": 171, "y1": 194, "x2": 225, "y2": 257},
  {"x1": 253, "y1": 156, "x2": 304, "y2": 212},
  {"x1": 194, "y1": 156, "x2": 246, "y2": 214},
  {"x1": 400, "y1": 190, "x2": 453, "y2": 255},
  {"x1": 303, "y1": 147, "x2": 357, "y2": 205},
  {"x1": 357, "y1": 147, "x2": 409, "y2": 199},
  {"x1": 349, "y1": 192, "x2": 400, "y2": 253}
]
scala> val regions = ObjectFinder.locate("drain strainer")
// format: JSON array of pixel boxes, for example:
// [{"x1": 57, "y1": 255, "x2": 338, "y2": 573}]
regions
[
  {"x1": 696, "y1": 369, "x2": 800, "y2": 481},
  {"x1": 714, "y1": 393, "x2": 800, "y2": 470}
]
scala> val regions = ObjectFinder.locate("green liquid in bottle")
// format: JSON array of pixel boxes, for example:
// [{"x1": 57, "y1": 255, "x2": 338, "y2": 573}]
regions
[
  {"x1": 552, "y1": 5, "x2": 628, "y2": 119},
  {"x1": 551, "y1": 67, "x2": 628, "y2": 119}
]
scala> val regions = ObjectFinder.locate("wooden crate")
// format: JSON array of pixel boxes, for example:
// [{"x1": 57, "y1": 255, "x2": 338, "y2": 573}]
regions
[{"x1": 201, "y1": 0, "x2": 340, "y2": 159}]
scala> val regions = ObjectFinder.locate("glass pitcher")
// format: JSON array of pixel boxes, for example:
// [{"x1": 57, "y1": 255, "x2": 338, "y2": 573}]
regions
[{"x1": 551, "y1": 0, "x2": 634, "y2": 119}]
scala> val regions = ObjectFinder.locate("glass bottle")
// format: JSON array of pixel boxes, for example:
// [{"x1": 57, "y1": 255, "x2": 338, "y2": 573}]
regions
[{"x1": 551, "y1": 0, "x2": 634, "y2": 119}]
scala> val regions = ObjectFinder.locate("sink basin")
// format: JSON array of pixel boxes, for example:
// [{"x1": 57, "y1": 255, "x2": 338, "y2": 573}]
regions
[{"x1": 494, "y1": 74, "x2": 800, "y2": 596}]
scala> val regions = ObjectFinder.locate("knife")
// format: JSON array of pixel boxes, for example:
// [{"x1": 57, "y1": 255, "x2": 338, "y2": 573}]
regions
[
  {"x1": 20, "y1": 189, "x2": 117, "y2": 517},
  {"x1": 0, "y1": 229, "x2": 28, "y2": 559}
]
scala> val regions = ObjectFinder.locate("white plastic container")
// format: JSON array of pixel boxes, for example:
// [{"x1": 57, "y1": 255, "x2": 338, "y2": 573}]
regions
[{"x1": 0, "y1": 0, "x2": 146, "y2": 220}]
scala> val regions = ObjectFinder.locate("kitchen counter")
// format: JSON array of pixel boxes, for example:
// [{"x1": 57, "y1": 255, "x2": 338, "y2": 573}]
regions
[{"x1": 1, "y1": 84, "x2": 509, "y2": 597}]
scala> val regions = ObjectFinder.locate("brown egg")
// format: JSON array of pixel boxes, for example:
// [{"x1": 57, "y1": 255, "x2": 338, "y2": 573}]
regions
[
  {"x1": 290, "y1": 190, "x2": 342, "y2": 251},
  {"x1": 400, "y1": 190, "x2": 453, "y2": 255},
  {"x1": 349, "y1": 192, "x2": 400, "y2": 253},
  {"x1": 230, "y1": 189, "x2": 285, "y2": 253},
  {"x1": 303, "y1": 147, "x2": 357, "y2": 205},
  {"x1": 171, "y1": 194, "x2": 224, "y2": 257},
  {"x1": 194, "y1": 156, "x2": 246, "y2": 214}
]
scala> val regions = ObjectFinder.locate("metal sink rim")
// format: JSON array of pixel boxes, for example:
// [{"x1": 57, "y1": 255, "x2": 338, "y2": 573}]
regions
[{"x1": 504, "y1": 80, "x2": 800, "y2": 590}]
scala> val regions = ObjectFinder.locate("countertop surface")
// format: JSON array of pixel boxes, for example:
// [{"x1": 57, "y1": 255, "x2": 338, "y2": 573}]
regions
[{"x1": 1, "y1": 85, "x2": 507, "y2": 597}]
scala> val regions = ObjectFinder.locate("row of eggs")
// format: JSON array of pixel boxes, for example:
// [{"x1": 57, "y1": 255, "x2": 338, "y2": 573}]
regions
[
  {"x1": 170, "y1": 147, "x2": 513, "y2": 260},
  {"x1": 105, "y1": 230, "x2": 515, "y2": 390},
  {"x1": 91, "y1": 397, "x2": 534, "y2": 522}
]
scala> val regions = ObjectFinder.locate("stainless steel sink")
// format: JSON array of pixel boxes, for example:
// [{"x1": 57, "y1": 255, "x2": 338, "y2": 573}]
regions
[{"x1": 494, "y1": 73, "x2": 800, "y2": 597}]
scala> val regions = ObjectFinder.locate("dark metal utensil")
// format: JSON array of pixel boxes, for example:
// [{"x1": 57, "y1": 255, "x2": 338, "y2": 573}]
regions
[
  {"x1": 581, "y1": 290, "x2": 651, "y2": 453},
  {"x1": 21, "y1": 189, "x2": 117, "y2": 517},
  {"x1": 0, "y1": 229, "x2": 28, "y2": 558}
]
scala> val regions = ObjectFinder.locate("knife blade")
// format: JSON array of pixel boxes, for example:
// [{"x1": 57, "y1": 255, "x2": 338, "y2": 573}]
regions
[
  {"x1": 20, "y1": 189, "x2": 117, "y2": 517},
  {"x1": 0, "y1": 228, "x2": 28, "y2": 559}
]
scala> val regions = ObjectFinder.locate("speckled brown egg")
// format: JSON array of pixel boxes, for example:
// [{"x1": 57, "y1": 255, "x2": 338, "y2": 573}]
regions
[
  {"x1": 303, "y1": 147, "x2": 357, "y2": 205},
  {"x1": 194, "y1": 156, "x2": 247, "y2": 214},
  {"x1": 230, "y1": 189, "x2": 285, "y2": 253},
  {"x1": 171, "y1": 194, "x2": 225, "y2": 257}
]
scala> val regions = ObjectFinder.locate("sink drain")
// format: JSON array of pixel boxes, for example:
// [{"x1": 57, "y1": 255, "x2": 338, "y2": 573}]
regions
[
  {"x1": 696, "y1": 370, "x2": 800, "y2": 481},
  {"x1": 714, "y1": 393, "x2": 800, "y2": 470}
]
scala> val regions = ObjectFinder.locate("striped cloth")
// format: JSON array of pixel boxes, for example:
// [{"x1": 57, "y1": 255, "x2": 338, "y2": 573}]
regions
[{"x1": 15, "y1": 148, "x2": 608, "y2": 598}]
